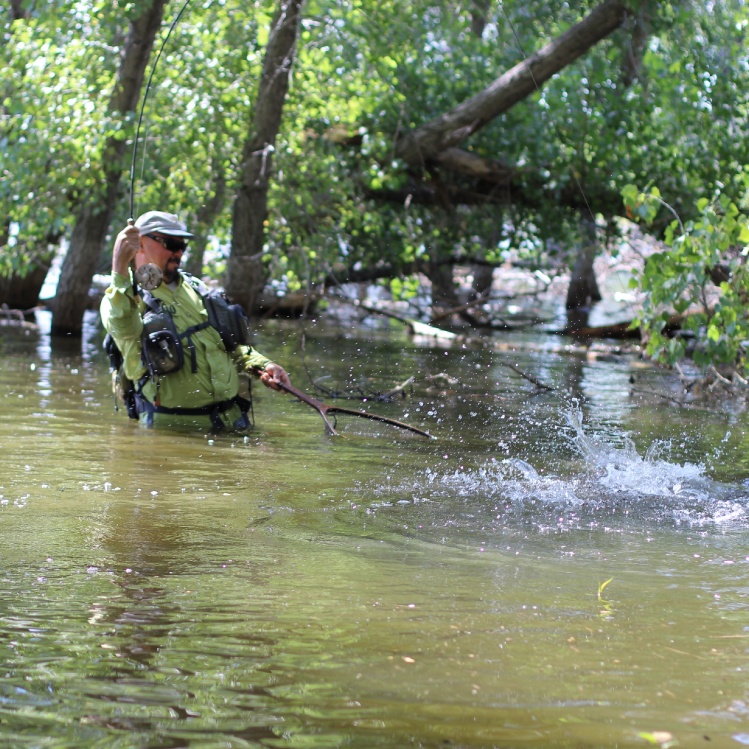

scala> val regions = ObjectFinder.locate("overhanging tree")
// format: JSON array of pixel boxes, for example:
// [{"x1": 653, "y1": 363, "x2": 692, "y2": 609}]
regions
[
  {"x1": 394, "y1": 0, "x2": 627, "y2": 168},
  {"x1": 301, "y1": 0, "x2": 632, "y2": 314},
  {"x1": 50, "y1": 0, "x2": 167, "y2": 337},
  {"x1": 224, "y1": 0, "x2": 305, "y2": 312}
]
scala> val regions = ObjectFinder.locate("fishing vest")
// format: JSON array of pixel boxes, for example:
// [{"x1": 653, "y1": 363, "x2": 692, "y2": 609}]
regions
[
  {"x1": 140, "y1": 273, "x2": 252, "y2": 379},
  {"x1": 104, "y1": 274, "x2": 252, "y2": 418}
]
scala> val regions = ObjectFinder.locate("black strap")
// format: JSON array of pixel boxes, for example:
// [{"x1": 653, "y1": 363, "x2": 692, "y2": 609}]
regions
[
  {"x1": 153, "y1": 396, "x2": 250, "y2": 432},
  {"x1": 179, "y1": 321, "x2": 211, "y2": 372},
  {"x1": 140, "y1": 289, "x2": 160, "y2": 313},
  {"x1": 182, "y1": 272, "x2": 208, "y2": 295},
  {"x1": 149, "y1": 398, "x2": 237, "y2": 416}
]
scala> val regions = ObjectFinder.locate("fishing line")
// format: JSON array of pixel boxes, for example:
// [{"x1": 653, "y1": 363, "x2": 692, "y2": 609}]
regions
[
  {"x1": 129, "y1": 0, "x2": 194, "y2": 220},
  {"x1": 126, "y1": 0, "x2": 194, "y2": 294},
  {"x1": 498, "y1": 2, "x2": 596, "y2": 223}
]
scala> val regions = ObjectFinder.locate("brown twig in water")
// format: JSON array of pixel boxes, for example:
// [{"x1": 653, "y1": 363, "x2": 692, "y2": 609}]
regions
[
  {"x1": 673, "y1": 361, "x2": 698, "y2": 392},
  {"x1": 429, "y1": 291, "x2": 493, "y2": 324},
  {"x1": 708, "y1": 365, "x2": 749, "y2": 390},
  {"x1": 381, "y1": 376, "x2": 415, "y2": 399},
  {"x1": 425, "y1": 372, "x2": 460, "y2": 387},
  {"x1": 629, "y1": 387, "x2": 718, "y2": 412},
  {"x1": 277, "y1": 381, "x2": 433, "y2": 438},
  {"x1": 496, "y1": 361, "x2": 555, "y2": 391}
]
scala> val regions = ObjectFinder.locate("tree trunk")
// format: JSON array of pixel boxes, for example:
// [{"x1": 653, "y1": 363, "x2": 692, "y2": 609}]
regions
[
  {"x1": 465, "y1": 0, "x2": 497, "y2": 296},
  {"x1": 622, "y1": 5, "x2": 650, "y2": 86},
  {"x1": 183, "y1": 158, "x2": 227, "y2": 277},
  {"x1": 0, "y1": 262, "x2": 50, "y2": 312},
  {"x1": 225, "y1": 0, "x2": 304, "y2": 312},
  {"x1": 470, "y1": 264, "x2": 495, "y2": 299},
  {"x1": 0, "y1": 217, "x2": 55, "y2": 310},
  {"x1": 50, "y1": 0, "x2": 166, "y2": 337},
  {"x1": 565, "y1": 218, "x2": 602, "y2": 318},
  {"x1": 470, "y1": 0, "x2": 491, "y2": 38},
  {"x1": 429, "y1": 261, "x2": 461, "y2": 311},
  {"x1": 8, "y1": 0, "x2": 28, "y2": 21},
  {"x1": 396, "y1": 0, "x2": 628, "y2": 166}
]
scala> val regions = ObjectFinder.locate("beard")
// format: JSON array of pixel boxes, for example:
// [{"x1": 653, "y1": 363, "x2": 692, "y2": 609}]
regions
[{"x1": 162, "y1": 259, "x2": 180, "y2": 284}]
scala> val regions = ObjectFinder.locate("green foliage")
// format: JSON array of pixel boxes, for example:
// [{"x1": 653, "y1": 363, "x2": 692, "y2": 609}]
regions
[
  {"x1": 270, "y1": 0, "x2": 749, "y2": 290},
  {"x1": 389, "y1": 275, "x2": 422, "y2": 301},
  {"x1": 3, "y1": 0, "x2": 749, "y2": 312},
  {"x1": 0, "y1": 1, "x2": 129, "y2": 275},
  {"x1": 624, "y1": 180, "x2": 749, "y2": 373}
]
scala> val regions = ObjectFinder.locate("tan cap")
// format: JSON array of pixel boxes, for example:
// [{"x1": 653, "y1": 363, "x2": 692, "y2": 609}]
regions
[{"x1": 134, "y1": 211, "x2": 194, "y2": 238}]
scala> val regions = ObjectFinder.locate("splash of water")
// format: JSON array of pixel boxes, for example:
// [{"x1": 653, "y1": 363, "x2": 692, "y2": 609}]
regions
[
  {"x1": 561, "y1": 407, "x2": 749, "y2": 525},
  {"x1": 381, "y1": 407, "x2": 749, "y2": 528},
  {"x1": 565, "y1": 407, "x2": 707, "y2": 499}
]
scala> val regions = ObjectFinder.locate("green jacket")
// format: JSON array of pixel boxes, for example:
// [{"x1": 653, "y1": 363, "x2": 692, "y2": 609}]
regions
[{"x1": 100, "y1": 271, "x2": 272, "y2": 410}]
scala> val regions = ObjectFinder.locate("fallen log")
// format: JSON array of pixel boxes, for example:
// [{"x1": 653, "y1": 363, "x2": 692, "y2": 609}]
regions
[
  {"x1": 561, "y1": 321, "x2": 641, "y2": 339},
  {"x1": 561, "y1": 312, "x2": 687, "y2": 340}
]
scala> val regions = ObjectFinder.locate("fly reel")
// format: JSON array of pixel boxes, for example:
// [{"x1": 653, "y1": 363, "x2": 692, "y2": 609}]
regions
[{"x1": 134, "y1": 262, "x2": 163, "y2": 291}]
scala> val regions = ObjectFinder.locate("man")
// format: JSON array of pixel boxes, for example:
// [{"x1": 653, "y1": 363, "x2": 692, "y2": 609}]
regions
[{"x1": 100, "y1": 210, "x2": 291, "y2": 431}]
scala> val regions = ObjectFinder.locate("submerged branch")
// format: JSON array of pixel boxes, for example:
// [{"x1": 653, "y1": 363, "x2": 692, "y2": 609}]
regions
[
  {"x1": 496, "y1": 361, "x2": 555, "y2": 391},
  {"x1": 277, "y1": 381, "x2": 433, "y2": 439},
  {"x1": 328, "y1": 293, "x2": 458, "y2": 339},
  {"x1": 629, "y1": 387, "x2": 720, "y2": 413},
  {"x1": 429, "y1": 291, "x2": 493, "y2": 324},
  {"x1": 330, "y1": 294, "x2": 556, "y2": 391},
  {"x1": 707, "y1": 365, "x2": 749, "y2": 390},
  {"x1": 381, "y1": 376, "x2": 415, "y2": 399}
]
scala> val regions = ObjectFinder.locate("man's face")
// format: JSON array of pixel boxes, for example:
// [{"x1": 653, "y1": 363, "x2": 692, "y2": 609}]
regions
[{"x1": 138, "y1": 234, "x2": 187, "y2": 283}]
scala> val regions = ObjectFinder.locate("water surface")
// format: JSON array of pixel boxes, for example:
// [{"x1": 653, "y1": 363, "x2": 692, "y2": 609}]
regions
[{"x1": 1, "y1": 312, "x2": 749, "y2": 748}]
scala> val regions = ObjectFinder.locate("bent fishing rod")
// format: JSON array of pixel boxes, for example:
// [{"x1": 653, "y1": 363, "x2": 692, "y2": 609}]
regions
[{"x1": 127, "y1": 0, "x2": 193, "y2": 294}]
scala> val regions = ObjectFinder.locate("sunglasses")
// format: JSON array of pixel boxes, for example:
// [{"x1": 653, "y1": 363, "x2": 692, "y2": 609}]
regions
[{"x1": 146, "y1": 234, "x2": 188, "y2": 252}]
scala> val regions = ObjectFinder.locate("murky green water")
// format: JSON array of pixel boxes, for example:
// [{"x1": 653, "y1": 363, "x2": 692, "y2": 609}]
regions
[{"x1": 2, "y1": 312, "x2": 749, "y2": 748}]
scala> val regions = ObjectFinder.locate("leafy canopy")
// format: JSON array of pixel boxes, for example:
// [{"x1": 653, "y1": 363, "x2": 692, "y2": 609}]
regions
[{"x1": 624, "y1": 178, "x2": 749, "y2": 374}]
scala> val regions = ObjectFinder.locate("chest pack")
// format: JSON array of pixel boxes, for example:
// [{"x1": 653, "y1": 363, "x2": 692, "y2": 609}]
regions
[
  {"x1": 139, "y1": 274, "x2": 252, "y2": 379},
  {"x1": 140, "y1": 299, "x2": 185, "y2": 377}
]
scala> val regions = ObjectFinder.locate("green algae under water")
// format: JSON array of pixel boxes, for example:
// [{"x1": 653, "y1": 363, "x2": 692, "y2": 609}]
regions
[{"x1": 2, "y1": 312, "x2": 749, "y2": 749}]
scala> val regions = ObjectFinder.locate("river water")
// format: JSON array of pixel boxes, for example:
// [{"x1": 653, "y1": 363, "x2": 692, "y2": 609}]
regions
[{"x1": 2, "y1": 311, "x2": 749, "y2": 749}]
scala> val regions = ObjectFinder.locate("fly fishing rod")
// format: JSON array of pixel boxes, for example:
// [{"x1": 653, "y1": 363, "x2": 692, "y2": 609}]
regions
[{"x1": 128, "y1": 0, "x2": 193, "y2": 293}]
